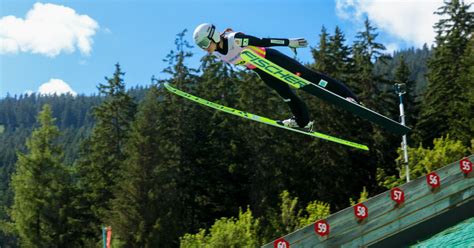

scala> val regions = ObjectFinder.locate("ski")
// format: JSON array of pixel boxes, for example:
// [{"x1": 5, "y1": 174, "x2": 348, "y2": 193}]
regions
[
  {"x1": 164, "y1": 83, "x2": 369, "y2": 151},
  {"x1": 240, "y1": 49, "x2": 411, "y2": 136}
]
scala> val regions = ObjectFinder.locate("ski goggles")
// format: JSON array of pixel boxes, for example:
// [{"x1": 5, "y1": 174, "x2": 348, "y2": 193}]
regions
[{"x1": 197, "y1": 38, "x2": 211, "y2": 49}]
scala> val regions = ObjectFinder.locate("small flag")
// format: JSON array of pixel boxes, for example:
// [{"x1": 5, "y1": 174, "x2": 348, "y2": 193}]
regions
[{"x1": 106, "y1": 226, "x2": 112, "y2": 248}]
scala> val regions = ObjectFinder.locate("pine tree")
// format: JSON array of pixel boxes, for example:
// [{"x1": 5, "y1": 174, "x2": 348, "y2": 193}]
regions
[
  {"x1": 457, "y1": 36, "x2": 474, "y2": 139},
  {"x1": 166, "y1": 30, "x2": 253, "y2": 238},
  {"x1": 75, "y1": 63, "x2": 136, "y2": 243},
  {"x1": 10, "y1": 104, "x2": 76, "y2": 247},
  {"x1": 304, "y1": 26, "x2": 366, "y2": 210},
  {"x1": 328, "y1": 26, "x2": 353, "y2": 83},
  {"x1": 193, "y1": 55, "x2": 253, "y2": 222},
  {"x1": 311, "y1": 26, "x2": 331, "y2": 72},
  {"x1": 352, "y1": 18, "x2": 389, "y2": 107},
  {"x1": 416, "y1": 0, "x2": 474, "y2": 145},
  {"x1": 110, "y1": 86, "x2": 181, "y2": 247},
  {"x1": 160, "y1": 29, "x2": 251, "y2": 243},
  {"x1": 160, "y1": 29, "x2": 208, "y2": 242},
  {"x1": 350, "y1": 18, "x2": 400, "y2": 195}
]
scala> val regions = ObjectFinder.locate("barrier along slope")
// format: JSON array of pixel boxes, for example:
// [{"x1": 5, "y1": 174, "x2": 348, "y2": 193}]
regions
[{"x1": 264, "y1": 155, "x2": 474, "y2": 248}]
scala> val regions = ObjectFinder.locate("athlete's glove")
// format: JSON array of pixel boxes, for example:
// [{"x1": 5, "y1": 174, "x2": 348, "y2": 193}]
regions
[{"x1": 288, "y1": 38, "x2": 308, "y2": 55}]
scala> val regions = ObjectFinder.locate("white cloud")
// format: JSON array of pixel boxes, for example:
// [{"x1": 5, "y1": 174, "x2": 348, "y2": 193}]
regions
[
  {"x1": 38, "y1": 79, "x2": 77, "y2": 96},
  {"x1": 336, "y1": 0, "x2": 445, "y2": 47},
  {"x1": 0, "y1": 3, "x2": 99, "y2": 57}
]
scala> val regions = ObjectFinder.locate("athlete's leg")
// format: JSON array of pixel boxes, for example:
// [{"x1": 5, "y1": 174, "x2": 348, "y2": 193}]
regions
[
  {"x1": 254, "y1": 68, "x2": 310, "y2": 127},
  {"x1": 265, "y1": 49, "x2": 360, "y2": 102}
]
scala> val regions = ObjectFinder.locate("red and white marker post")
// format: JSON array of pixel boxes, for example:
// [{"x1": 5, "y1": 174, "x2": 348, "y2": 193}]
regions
[
  {"x1": 390, "y1": 187, "x2": 405, "y2": 205},
  {"x1": 460, "y1": 158, "x2": 473, "y2": 175},
  {"x1": 274, "y1": 238, "x2": 290, "y2": 248},
  {"x1": 354, "y1": 203, "x2": 369, "y2": 222},
  {"x1": 314, "y1": 220, "x2": 330, "y2": 237},
  {"x1": 426, "y1": 172, "x2": 441, "y2": 190}
]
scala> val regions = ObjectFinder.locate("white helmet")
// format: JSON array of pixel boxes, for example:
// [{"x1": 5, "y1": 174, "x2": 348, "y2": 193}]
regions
[{"x1": 193, "y1": 23, "x2": 220, "y2": 49}]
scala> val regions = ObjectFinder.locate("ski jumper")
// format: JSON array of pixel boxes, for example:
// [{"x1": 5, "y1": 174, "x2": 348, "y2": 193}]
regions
[{"x1": 215, "y1": 31, "x2": 358, "y2": 127}]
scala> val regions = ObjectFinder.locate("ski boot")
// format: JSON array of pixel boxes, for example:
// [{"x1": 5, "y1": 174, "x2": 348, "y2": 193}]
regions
[
  {"x1": 346, "y1": 97, "x2": 364, "y2": 106},
  {"x1": 345, "y1": 97, "x2": 358, "y2": 104},
  {"x1": 278, "y1": 117, "x2": 314, "y2": 131}
]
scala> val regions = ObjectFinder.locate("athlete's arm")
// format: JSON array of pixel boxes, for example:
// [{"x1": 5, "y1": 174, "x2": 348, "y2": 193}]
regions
[
  {"x1": 234, "y1": 33, "x2": 308, "y2": 49},
  {"x1": 234, "y1": 33, "x2": 289, "y2": 47}
]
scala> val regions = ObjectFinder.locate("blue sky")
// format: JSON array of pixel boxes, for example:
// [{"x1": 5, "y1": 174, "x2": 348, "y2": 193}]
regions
[{"x1": 1, "y1": 0, "x2": 456, "y2": 97}]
